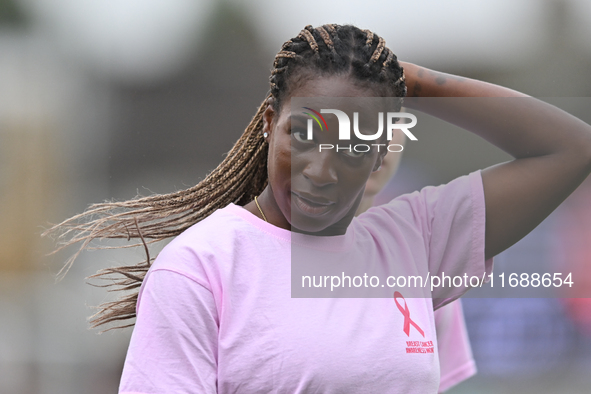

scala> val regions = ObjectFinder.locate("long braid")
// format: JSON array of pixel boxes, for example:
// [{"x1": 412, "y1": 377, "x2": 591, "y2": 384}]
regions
[
  {"x1": 45, "y1": 24, "x2": 406, "y2": 330},
  {"x1": 45, "y1": 97, "x2": 270, "y2": 330}
]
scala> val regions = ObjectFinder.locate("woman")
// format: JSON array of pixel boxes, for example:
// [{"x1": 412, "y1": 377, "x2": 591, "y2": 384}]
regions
[{"x1": 46, "y1": 24, "x2": 591, "y2": 393}]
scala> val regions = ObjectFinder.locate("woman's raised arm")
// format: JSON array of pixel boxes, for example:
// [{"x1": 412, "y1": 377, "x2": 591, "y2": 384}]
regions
[{"x1": 400, "y1": 62, "x2": 591, "y2": 260}]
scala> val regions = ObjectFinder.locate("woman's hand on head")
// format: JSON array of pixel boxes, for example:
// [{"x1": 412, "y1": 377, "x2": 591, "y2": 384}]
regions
[{"x1": 397, "y1": 61, "x2": 591, "y2": 261}]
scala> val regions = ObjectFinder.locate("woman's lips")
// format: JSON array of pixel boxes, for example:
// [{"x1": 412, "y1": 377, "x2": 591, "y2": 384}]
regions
[{"x1": 291, "y1": 192, "x2": 335, "y2": 217}]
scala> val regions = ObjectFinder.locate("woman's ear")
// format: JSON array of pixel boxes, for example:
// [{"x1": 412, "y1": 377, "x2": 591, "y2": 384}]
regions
[{"x1": 262, "y1": 97, "x2": 276, "y2": 138}]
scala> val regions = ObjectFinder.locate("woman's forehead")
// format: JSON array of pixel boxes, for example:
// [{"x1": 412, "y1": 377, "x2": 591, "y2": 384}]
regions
[{"x1": 287, "y1": 74, "x2": 379, "y2": 98}]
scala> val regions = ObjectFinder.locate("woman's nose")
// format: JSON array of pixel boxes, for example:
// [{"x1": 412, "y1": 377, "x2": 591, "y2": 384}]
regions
[{"x1": 301, "y1": 151, "x2": 338, "y2": 187}]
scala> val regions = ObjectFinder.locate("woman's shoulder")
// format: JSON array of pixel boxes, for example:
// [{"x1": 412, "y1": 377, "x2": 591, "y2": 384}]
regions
[
  {"x1": 146, "y1": 202, "x2": 291, "y2": 293},
  {"x1": 356, "y1": 170, "x2": 484, "y2": 240},
  {"x1": 176, "y1": 203, "x2": 250, "y2": 241},
  {"x1": 150, "y1": 204, "x2": 253, "y2": 271}
]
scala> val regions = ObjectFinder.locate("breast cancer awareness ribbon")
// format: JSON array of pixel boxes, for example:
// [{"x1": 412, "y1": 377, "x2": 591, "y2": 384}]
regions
[{"x1": 394, "y1": 291, "x2": 425, "y2": 337}]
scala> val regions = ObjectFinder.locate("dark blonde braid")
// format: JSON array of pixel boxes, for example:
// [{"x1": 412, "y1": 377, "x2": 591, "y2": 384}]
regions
[
  {"x1": 44, "y1": 96, "x2": 270, "y2": 330},
  {"x1": 45, "y1": 24, "x2": 406, "y2": 330}
]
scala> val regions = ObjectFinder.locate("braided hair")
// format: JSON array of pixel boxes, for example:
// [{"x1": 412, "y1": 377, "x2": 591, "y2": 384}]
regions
[{"x1": 44, "y1": 24, "x2": 406, "y2": 330}]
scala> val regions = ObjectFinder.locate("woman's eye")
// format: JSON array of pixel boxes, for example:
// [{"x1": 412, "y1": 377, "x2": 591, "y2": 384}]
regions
[{"x1": 292, "y1": 129, "x2": 313, "y2": 144}]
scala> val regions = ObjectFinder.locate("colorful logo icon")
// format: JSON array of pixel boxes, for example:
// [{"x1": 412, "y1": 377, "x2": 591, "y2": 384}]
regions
[{"x1": 303, "y1": 107, "x2": 328, "y2": 139}]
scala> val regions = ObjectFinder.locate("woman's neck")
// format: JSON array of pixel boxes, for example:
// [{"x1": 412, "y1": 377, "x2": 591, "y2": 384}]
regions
[{"x1": 355, "y1": 196, "x2": 376, "y2": 216}]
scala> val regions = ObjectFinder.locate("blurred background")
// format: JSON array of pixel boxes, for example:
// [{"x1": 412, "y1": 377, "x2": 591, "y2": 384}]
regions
[{"x1": 1, "y1": 0, "x2": 591, "y2": 392}]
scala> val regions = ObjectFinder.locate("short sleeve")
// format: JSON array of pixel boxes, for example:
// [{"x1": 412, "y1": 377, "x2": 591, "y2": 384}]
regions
[
  {"x1": 434, "y1": 299, "x2": 476, "y2": 393},
  {"x1": 119, "y1": 269, "x2": 219, "y2": 394},
  {"x1": 394, "y1": 170, "x2": 493, "y2": 306}
]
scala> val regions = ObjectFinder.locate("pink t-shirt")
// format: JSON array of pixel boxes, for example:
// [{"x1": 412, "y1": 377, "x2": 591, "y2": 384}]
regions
[
  {"x1": 434, "y1": 300, "x2": 476, "y2": 392},
  {"x1": 119, "y1": 170, "x2": 491, "y2": 393}
]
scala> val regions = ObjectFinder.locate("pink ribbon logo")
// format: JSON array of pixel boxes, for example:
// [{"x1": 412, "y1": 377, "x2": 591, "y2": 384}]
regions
[{"x1": 394, "y1": 291, "x2": 425, "y2": 337}]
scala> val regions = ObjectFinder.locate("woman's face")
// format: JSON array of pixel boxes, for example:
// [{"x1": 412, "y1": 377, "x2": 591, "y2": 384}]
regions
[{"x1": 263, "y1": 75, "x2": 388, "y2": 235}]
